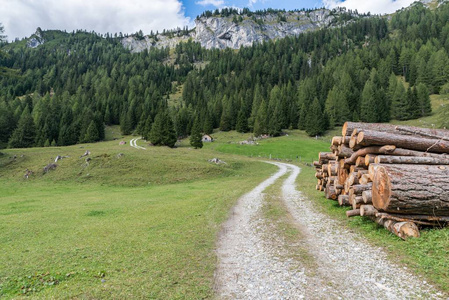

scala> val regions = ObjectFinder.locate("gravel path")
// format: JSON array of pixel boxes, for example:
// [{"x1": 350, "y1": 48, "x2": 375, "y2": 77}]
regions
[
  {"x1": 130, "y1": 137, "x2": 146, "y2": 150},
  {"x1": 214, "y1": 161, "x2": 444, "y2": 299}
]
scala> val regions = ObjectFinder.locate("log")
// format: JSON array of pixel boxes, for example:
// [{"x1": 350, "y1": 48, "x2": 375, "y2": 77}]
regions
[
  {"x1": 386, "y1": 147, "x2": 449, "y2": 159},
  {"x1": 351, "y1": 183, "x2": 373, "y2": 195},
  {"x1": 351, "y1": 196, "x2": 363, "y2": 209},
  {"x1": 355, "y1": 156, "x2": 366, "y2": 167},
  {"x1": 315, "y1": 171, "x2": 323, "y2": 179},
  {"x1": 349, "y1": 136, "x2": 358, "y2": 149},
  {"x1": 325, "y1": 185, "x2": 338, "y2": 200},
  {"x1": 375, "y1": 212, "x2": 449, "y2": 223},
  {"x1": 360, "y1": 174, "x2": 371, "y2": 185},
  {"x1": 338, "y1": 195, "x2": 351, "y2": 206},
  {"x1": 316, "y1": 185, "x2": 321, "y2": 191},
  {"x1": 313, "y1": 161, "x2": 322, "y2": 168},
  {"x1": 337, "y1": 144, "x2": 354, "y2": 158},
  {"x1": 346, "y1": 209, "x2": 361, "y2": 218},
  {"x1": 344, "y1": 172, "x2": 359, "y2": 193},
  {"x1": 342, "y1": 122, "x2": 403, "y2": 137},
  {"x1": 337, "y1": 164, "x2": 349, "y2": 185},
  {"x1": 360, "y1": 205, "x2": 378, "y2": 216},
  {"x1": 373, "y1": 217, "x2": 420, "y2": 240},
  {"x1": 319, "y1": 152, "x2": 337, "y2": 162},
  {"x1": 362, "y1": 190, "x2": 372, "y2": 204},
  {"x1": 357, "y1": 130, "x2": 449, "y2": 154},
  {"x1": 342, "y1": 121, "x2": 448, "y2": 138},
  {"x1": 345, "y1": 145, "x2": 396, "y2": 165},
  {"x1": 327, "y1": 160, "x2": 338, "y2": 176},
  {"x1": 372, "y1": 164, "x2": 449, "y2": 215},
  {"x1": 374, "y1": 155, "x2": 449, "y2": 165},
  {"x1": 376, "y1": 213, "x2": 443, "y2": 226},
  {"x1": 332, "y1": 136, "x2": 343, "y2": 146},
  {"x1": 350, "y1": 165, "x2": 366, "y2": 173},
  {"x1": 357, "y1": 170, "x2": 368, "y2": 179},
  {"x1": 364, "y1": 154, "x2": 376, "y2": 166}
]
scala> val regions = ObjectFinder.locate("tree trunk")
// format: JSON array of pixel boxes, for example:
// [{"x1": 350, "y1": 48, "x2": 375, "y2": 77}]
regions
[
  {"x1": 346, "y1": 209, "x2": 360, "y2": 218},
  {"x1": 325, "y1": 185, "x2": 338, "y2": 200},
  {"x1": 372, "y1": 164, "x2": 449, "y2": 215},
  {"x1": 319, "y1": 152, "x2": 337, "y2": 163},
  {"x1": 360, "y1": 174, "x2": 372, "y2": 185},
  {"x1": 362, "y1": 190, "x2": 372, "y2": 204},
  {"x1": 342, "y1": 122, "x2": 449, "y2": 138},
  {"x1": 365, "y1": 154, "x2": 376, "y2": 166},
  {"x1": 337, "y1": 144, "x2": 354, "y2": 158},
  {"x1": 360, "y1": 205, "x2": 378, "y2": 216},
  {"x1": 357, "y1": 130, "x2": 449, "y2": 154},
  {"x1": 338, "y1": 195, "x2": 350, "y2": 206},
  {"x1": 375, "y1": 155, "x2": 449, "y2": 165},
  {"x1": 372, "y1": 217, "x2": 420, "y2": 240},
  {"x1": 345, "y1": 145, "x2": 396, "y2": 165}
]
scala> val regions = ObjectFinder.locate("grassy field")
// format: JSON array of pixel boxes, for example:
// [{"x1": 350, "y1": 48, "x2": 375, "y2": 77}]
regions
[
  {"x1": 0, "y1": 136, "x2": 276, "y2": 298},
  {"x1": 2, "y1": 92, "x2": 449, "y2": 298}
]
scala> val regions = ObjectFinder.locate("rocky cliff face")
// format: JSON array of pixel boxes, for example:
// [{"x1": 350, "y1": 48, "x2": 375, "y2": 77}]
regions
[
  {"x1": 122, "y1": 9, "x2": 349, "y2": 52},
  {"x1": 27, "y1": 27, "x2": 45, "y2": 48}
]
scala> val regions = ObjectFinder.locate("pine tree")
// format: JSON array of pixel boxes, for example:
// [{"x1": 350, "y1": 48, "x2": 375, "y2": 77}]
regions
[
  {"x1": 268, "y1": 101, "x2": 283, "y2": 136},
  {"x1": 253, "y1": 100, "x2": 268, "y2": 136},
  {"x1": 416, "y1": 83, "x2": 431, "y2": 116},
  {"x1": 391, "y1": 82, "x2": 409, "y2": 120},
  {"x1": 305, "y1": 98, "x2": 326, "y2": 137},
  {"x1": 407, "y1": 86, "x2": 421, "y2": 119},
  {"x1": 8, "y1": 108, "x2": 36, "y2": 148},
  {"x1": 190, "y1": 117, "x2": 203, "y2": 149},
  {"x1": 84, "y1": 120, "x2": 100, "y2": 143},
  {"x1": 236, "y1": 108, "x2": 249, "y2": 133},
  {"x1": 149, "y1": 112, "x2": 164, "y2": 145}
]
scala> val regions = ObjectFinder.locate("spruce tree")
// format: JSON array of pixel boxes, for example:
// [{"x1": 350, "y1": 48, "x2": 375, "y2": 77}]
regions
[
  {"x1": 305, "y1": 98, "x2": 326, "y2": 137},
  {"x1": 236, "y1": 108, "x2": 249, "y2": 133},
  {"x1": 190, "y1": 117, "x2": 203, "y2": 149},
  {"x1": 84, "y1": 120, "x2": 100, "y2": 143},
  {"x1": 416, "y1": 83, "x2": 432, "y2": 116},
  {"x1": 149, "y1": 112, "x2": 164, "y2": 145},
  {"x1": 8, "y1": 108, "x2": 36, "y2": 148},
  {"x1": 391, "y1": 82, "x2": 409, "y2": 120},
  {"x1": 407, "y1": 86, "x2": 421, "y2": 119}
]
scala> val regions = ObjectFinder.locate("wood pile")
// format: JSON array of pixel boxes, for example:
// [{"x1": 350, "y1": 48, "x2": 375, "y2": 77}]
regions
[{"x1": 314, "y1": 122, "x2": 449, "y2": 240}]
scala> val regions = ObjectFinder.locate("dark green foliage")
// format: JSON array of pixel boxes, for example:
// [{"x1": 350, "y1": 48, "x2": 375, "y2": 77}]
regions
[
  {"x1": 8, "y1": 108, "x2": 36, "y2": 148},
  {"x1": 84, "y1": 120, "x2": 100, "y2": 143},
  {"x1": 305, "y1": 98, "x2": 326, "y2": 137},
  {"x1": 149, "y1": 110, "x2": 177, "y2": 147},
  {"x1": 416, "y1": 83, "x2": 432, "y2": 116},
  {"x1": 189, "y1": 117, "x2": 203, "y2": 149},
  {"x1": 236, "y1": 108, "x2": 249, "y2": 133}
]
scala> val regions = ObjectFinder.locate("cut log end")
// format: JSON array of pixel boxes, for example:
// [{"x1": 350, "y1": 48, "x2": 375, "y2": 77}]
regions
[{"x1": 372, "y1": 166, "x2": 391, "y2": 210}]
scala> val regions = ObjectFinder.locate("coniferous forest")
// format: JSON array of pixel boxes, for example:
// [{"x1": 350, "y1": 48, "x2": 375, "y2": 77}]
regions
[{"x1": 1, "y1": 2, "x2": 449, "y2": 148}]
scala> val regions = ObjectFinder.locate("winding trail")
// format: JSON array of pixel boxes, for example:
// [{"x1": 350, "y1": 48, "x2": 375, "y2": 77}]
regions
[
  {"x1": 130, "y1": 137, "x2": 146, "y2": 150},
  {"x1": 214, "y1": 162, "x2": 444, "y2": 299}
]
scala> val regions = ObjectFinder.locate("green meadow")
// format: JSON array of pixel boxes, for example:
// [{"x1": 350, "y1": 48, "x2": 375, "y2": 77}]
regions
[{"x1": 1, "y1": 114, "x2": 449, "y2": 297}]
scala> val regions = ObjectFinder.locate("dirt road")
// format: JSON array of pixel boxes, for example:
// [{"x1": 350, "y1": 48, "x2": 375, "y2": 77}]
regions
[{"x1": 214, "y1": 162, "x2": 444, "y2": 299}]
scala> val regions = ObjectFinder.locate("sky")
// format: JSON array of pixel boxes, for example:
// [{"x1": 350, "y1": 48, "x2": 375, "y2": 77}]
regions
[{"x1": 0, "y1": 0, "x2": 417, "y2": 42}]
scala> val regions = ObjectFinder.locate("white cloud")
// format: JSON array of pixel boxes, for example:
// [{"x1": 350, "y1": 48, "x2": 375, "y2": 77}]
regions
[
  {"x1": 323, "y1": 0, "x2": 416, "y2": 14},
  {"x1": 195, "y1": 0, "x2": 225, "y2": 7},
  {"x1": 0, "y1": 0, "x2": 191, "y2": 41}
]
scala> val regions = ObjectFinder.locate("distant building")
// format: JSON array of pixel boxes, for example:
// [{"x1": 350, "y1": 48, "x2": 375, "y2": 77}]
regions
[{"x1": 202, "y1": 135, "x2": 213, "y2": 142}]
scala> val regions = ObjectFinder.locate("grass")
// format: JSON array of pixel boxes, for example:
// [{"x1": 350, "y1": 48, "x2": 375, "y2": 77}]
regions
[{"x1": 0, "y1": 135, "x2": 276, "y2": 298}]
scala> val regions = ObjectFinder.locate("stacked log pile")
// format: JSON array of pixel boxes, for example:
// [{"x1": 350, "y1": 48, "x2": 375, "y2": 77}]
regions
[{"x1": 314, "y1": 122, "x2": 449, "y2": 239}]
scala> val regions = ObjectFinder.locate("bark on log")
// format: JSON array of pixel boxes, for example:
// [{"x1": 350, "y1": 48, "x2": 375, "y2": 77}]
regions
[
  {"x1": 337, "y1": 144, "x2": 354, "y2": 158},
  {"x1": 319, "y1": 152, "x2": 337, "y2": 162},
  {"x1": 325, "y1": 185, "x2": 338, "y2": 200},
  {"x1": 342, "y1": 122, "x2": 403, "y2": 137},
  {"x1": 342, "y1": 122, "x2": 448, "y2": 138},
  {"x1": 360, "y1": 205, "x2": 378, "y2": 216},
  {"x1": 372, "y1": 164, "x2": 449, "y2": 215},
  {"x1": 327, "y1": 161, "x2": 338, "y2": 176},
  {"x1": 338, "y1": 165, "x2": 349, "y2": 185},
  {"x1": 362, "y1": 190, "x2": 372, "y2": 204},
  {"x1": 376, "y1": 213, "x2": 443, "y2": 226},
  {"x1": 372, "y1": 217, "x2": 420, "y2": 240},
  {"x1": 338, "y1": 195, "x2": 351, "y2": 206},
  {"x1": 357, "y1": 170, "x2": 369, "y2": 179},
  {"x1": 315, "y1": 171, "x2": 323, "y2": 179},
  {"x1": 332, "y1": 136, "x2": 343, "y2": 146},
  {"x1": 360, "y1": 174, "x2": 372, "y2": 185},
  {"x1": 350, "y1": 183, "x2": 373, "y2": 195},
  {"x1": 357, "y1": 130, "x2": 449, "y2": 154},
  {"x1": 350, "y1": 165, "x2": 366, "y2": 173},
  {"x1": 346, "y1": 209, "x2": 361, "y2": 218},
  {"x1": 351, "y1": 196, "x2": 363, "y2": 209},
  {"x1": 345, "y1": 145, "x2": 396, "y2": 165},
  {"x1": 313, "y1": 161, "x2": 322, "y2": 168},
  {"x1": 374, "y1": 155, "x2": 449, "y2": 165},
  {"x1": 375, "y1": 212, "x2": 449, "y2": 223}
]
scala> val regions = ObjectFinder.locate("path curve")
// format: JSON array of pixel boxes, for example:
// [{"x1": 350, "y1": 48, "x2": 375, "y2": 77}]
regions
[
  {"x1": 214, "y1": 161, "x2": 444, "y2": 299},
  {"x1": 130, "y1": 137, "x2": 146, "y2": 150}
]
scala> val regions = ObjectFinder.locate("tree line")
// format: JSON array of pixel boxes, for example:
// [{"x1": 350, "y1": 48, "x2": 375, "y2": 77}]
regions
[{"x1": 0, "y1": 2, "x2": 448, "y2": 149}]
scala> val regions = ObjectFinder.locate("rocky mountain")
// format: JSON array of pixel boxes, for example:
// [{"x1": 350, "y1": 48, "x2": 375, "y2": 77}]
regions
[{"x1": 121, "y1": 8, "x2": 359, "y2": 52}]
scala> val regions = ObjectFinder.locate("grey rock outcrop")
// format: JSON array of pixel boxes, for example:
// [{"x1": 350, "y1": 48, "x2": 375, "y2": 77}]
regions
[
  {"x1": 27, "y1": 27, "x2": 45, "y2": 48},
  {"x1": 122, "y1": 8, "x2": 352, "y2": 52}
]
